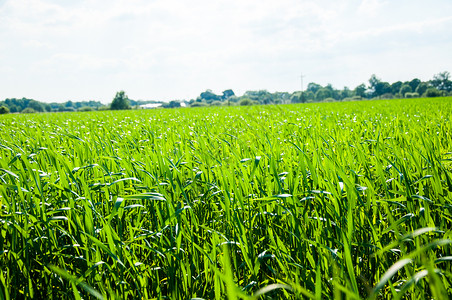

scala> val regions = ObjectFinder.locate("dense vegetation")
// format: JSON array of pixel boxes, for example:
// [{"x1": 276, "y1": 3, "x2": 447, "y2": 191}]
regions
[
  {"x1": 191, "y1": 71, "x2": 452, "y2": 107},
  {"x1": 0, "y1": 97, "x2": 451, "y2": 299},
  {"x1": 1, "y1": 72, "x2": 451, "y2": 114}
]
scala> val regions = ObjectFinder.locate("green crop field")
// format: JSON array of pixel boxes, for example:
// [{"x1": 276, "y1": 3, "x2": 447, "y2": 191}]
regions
[{"x1": 0, "y1": 97, "x2": 451, "y2": 299}]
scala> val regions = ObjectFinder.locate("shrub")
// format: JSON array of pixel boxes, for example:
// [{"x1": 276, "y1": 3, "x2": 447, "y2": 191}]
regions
[
  {"x1": 190, "y1": 102, "x2": 207, "y2": 107},
  {"x1": 0, "y1": 105, "x2": 10, "y2": 114},
  {"x1": 239, "y1": 98, "x2": 253, "y2": 106},
  {"x1": 380, "y1": 93, "x2": 395, "y2": 99},
  {"x1": 405, "y1": 92, "x2": 419, "y2": 98},
  {"x1": 210, "y1": 101, "x2": 222, "y2": 106},
  {"x1": 425, "y1": 88, "x2": 442, "y2": 97},
  {"x1": 21, "y1": 107, "x2": 36, "y2": 114},
  {"x1": 78, "y1": 106, "x2": 94, "y2": 112},
  {"x1": 59, "y1": 107, "x2": 76, "y2": 112}
]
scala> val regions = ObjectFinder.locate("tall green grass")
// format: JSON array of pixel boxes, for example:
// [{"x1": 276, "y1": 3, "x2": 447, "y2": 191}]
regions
[{"x1": 0, "y1": 97, "x2": 451, "y2": 299}]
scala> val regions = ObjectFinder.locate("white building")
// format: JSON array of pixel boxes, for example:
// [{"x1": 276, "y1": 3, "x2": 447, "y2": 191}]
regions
[{"x1": 140, "y1": 103, "x2": 162, "y2": 109}]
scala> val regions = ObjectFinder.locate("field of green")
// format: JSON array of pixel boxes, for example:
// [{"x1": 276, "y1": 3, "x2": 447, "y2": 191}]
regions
[{"x1": 1, "y1": 97, "x2": 451, "y2": 299}]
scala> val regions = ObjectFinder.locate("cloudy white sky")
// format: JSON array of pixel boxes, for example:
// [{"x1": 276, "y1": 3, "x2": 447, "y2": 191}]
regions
[{"x1": 1, "y1": 0, "x2": 451, "y2": 103}]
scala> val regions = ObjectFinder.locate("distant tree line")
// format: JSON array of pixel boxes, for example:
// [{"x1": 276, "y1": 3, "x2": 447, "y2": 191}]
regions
[
  {"x1": 0, "y1": 98, "x2": 105, "y2": 114},
  {"x1": 1, "y1": 71, "x2": 451, "y2": 114},
  {"x1": 0, "y1": 91, "x2": 166, "y2": 114},
  {"x1": 187, "y1": 71, "x2": 452, "y2": 107}
]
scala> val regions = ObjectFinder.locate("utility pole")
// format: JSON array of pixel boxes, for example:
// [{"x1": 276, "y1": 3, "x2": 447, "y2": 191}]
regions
[
  {"x1": 300, "y1": 73, "x2": 305, "y2": 92},
  {"x1": 300, "y1": 73, "x2": 306, "y2": 103}
]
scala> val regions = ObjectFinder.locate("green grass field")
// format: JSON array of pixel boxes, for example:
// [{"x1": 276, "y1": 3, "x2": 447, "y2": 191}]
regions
[{"x1": 1, "y1": 97, "x2": 451, "y2": 299}]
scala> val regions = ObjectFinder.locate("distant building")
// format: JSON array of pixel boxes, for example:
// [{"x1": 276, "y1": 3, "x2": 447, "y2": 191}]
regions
[{"x1": 140, "y1": 103, "x2": 162, "y2": 109}]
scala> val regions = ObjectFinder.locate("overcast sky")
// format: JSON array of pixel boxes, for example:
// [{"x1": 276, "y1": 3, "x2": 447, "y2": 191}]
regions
[{"x1": 1, "y1": 0, "x2": 451, "y2": 103}]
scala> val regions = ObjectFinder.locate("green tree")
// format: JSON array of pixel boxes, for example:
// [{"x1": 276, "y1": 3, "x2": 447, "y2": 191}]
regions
[
  {"x1": 315, "y1": 88, "x2": 332, "y2": 101},
  {"x1": 415, "y1": 82, "x2": 428, "y2": 96},
  {"x1": 200, "y1": 90, "x2": 221, "y2": 103},
  {"x1": 299, "y1": 92, "x2": 307, "y2": 103},
  {"x1": 110, "y1": 91, "x2": 131, "y2": 110},
  {"x1": 28, "y1": 100, "x2": 44, "y2": 112},
  {"x1": 409, "y1": 78, "x2": 421, "y2": 92},
  {"x1": 431, "y1": 71, "x2": 452, "y2": 92},
  {"x1": 239, "y1": 98, "x2": 253, "y2": 106},
  {"x1": 425, "y1": 88, "x2": 442, "y2": 97},
  {"x1": 391, "y1": 81, "x2": 403, "y2": 94},
  {"x1": 399, "y1": 84, "x2": 412, "y2": 97},
  {"x1": 354, "y1": 84, "x2": 367, "y2": 98},
  {"x1": 222, "y1": 89, "x2": 235, "y2": 99},
  {"x1": 290, "y1": 93, "x2": 301, "y2": 103},
  {"x1": 304, "y1": 91, "x2": 315, "y2": 101},
  {"x1": 0, "y1": 106, "x2": 10, "y2": 114},
  {"x1": 307, "y1": 82, "x2": 322, "y2": 94},
  {"x1": 368, "y1": 74, "x2": 381, "y2": 96},
  {"x1": 8, "y1": 105, "x2": 19, "y2": 113},
  {"x1": 324, "y1": 84, "x2": 340, "y2": 100},
  {"x1": 340, "y1": 87, "x2": 352, "y2": 100},
  {"x1": 165, "y1": 100, "x2": 181, "y2": 108},
  {"x1": 368, "y1": 74, "x2": 391, "y2": 97}
]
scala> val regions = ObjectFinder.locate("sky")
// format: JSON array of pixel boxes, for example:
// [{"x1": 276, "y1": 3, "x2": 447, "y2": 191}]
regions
[{"x1": 1, "y1": 0, "x2": 451, "y2": 103}]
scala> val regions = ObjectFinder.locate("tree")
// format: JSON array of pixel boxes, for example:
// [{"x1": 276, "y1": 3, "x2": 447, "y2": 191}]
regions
[
  {"x1": 425, "y1": 88, "x2": 442, "y2": 97},
  {"x1": 354, "y1": 84, "x2": 367, "y2": 98},
  {"x1": 399, "y1": 84, "x2": 412, "y2": 97},
  {"x1": 340, "y1": 87, "x2": 352, "y2": 100},
  {"x1": 307, "y1": 82, "x2": 322, "y2": 94},
  {"x1": 200, "y1": 90, "x2": 221, "y2": 103},
  {"x1": 431, "y1": 71, "x2": 452, "y2": 92},
  {"x1": 8, "y1": 105, "x2": 18, "y2": 113},
  {"x1": 222, "y1": 89, "x2": 235, "y2": 99},
  {"x1": 368, "y1": 74, "x2": 381, "y2": 96},
  {"x1": 391, "y1": 81, "x2": 403, "y2": 95},
  {"x1": 290, "y1": 93, "x2": 301, "y2": 103},
  {"x1": 299, "y1": 92, "x2": 307, "y2": 103},
  {"x1": 239, "y1": 98, "x2": 253, "y2": 106},
  {"x1": 304, "y1": 91, "x2": 315, "y2": 101},
  {"x1": 28, "y1": 100, "x2": 44, "y2": 112},
  {"x1": 0, "y1": 106, "x2": 10, "y2": 114},
  {"x1": 110, "y1": 91, "x2": 131, "y2": 110},
  {"x1": 244, "y1": 90, "x2": 271, "y2": 104},
  {"x1": 165, "y1": 100, "x2": 181, "y2": 108},
  {"x1": 315, "y1": 88, "x2": 332, "y2": 101},
  {"x1": 409, "y1": 78, "x2": 421, "y2": 92},
  {"x1": 415, "y1": 82, "x2": 428, "y2": 96},
  {"x1": 368, "y1": 74, "x2": 391, "y2": 97}
]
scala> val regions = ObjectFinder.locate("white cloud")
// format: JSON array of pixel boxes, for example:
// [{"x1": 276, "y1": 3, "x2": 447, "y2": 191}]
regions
[
  {"x1": 357, "y1": 0, "x2": 387, "y2": 16},
  {"x1": 1, "y1": 0, "x2": 452, "y2": 102}
]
